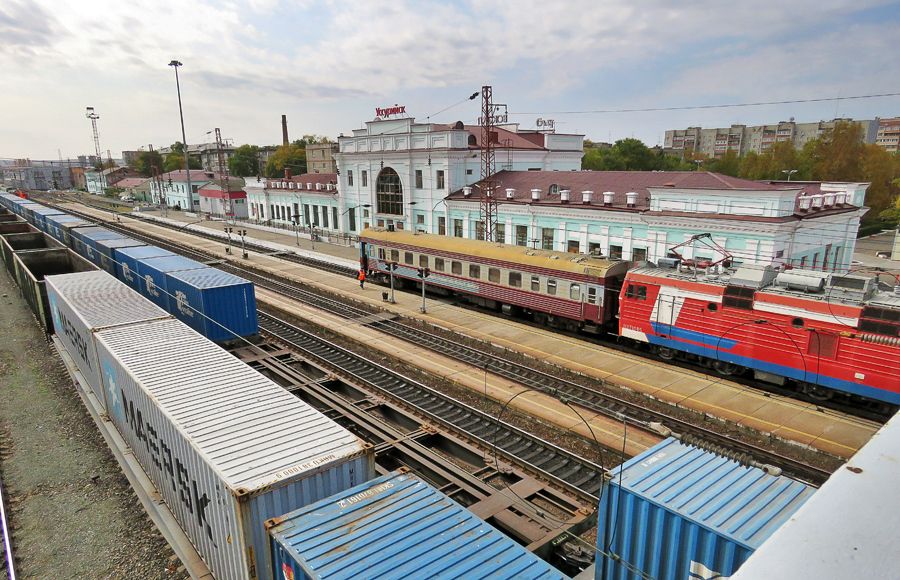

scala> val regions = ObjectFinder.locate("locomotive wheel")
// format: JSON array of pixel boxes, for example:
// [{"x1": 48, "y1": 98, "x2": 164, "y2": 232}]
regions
[
  {"x1": 803, "y1": 383, "x2": 833, "y2": 401},
  {"x1": 657, "y1": 346, "x2": 676, "y2": 360},
  {"x1": 713, "y1": 360, "x2": 738, "y2": 376}
]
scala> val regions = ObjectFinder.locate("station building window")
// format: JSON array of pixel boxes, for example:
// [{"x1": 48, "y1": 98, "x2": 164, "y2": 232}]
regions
[{"x1": 376, "y1": 168, "x2": 404, "y2": 215}]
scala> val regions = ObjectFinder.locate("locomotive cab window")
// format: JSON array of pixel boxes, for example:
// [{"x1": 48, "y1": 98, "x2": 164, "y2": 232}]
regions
[
  {"x1": 531, "y1": 276, "x2": 540, "y2": 292},
  {"x1": 625, "y1": 284, "x2": 647, "y2": 300},
  {"x1": 547, "y1": 279, "x2": 557, "y2": 296},
  {"x1": 404, "y1": 252, "x2": 414, "y2": 265},
  {"x1": 434, "y1": 257, "x2": 445, "y2": 272},
  {"x1": 488, "y1": 268, "x2": 500, "y2": 283},
  {"x1": 451, "y1": 261, "x2": 462, "y2": 275},
  {"x1": 509, "y1": 272, "x2": 522, "y2": 288},
  {"x1": 723, "y1": 285, "x2": 755, "y2": 310},
  {"x1": 469, "y1": 264, "x2": 481, "y2": 279}
]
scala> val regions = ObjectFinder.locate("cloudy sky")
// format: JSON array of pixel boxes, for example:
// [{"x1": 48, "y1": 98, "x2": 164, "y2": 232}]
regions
[{"x1": 2, "y1": 0, "x2": 899, "y2": 162}]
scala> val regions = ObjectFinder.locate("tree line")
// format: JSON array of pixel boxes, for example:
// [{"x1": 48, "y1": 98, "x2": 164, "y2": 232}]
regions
[{"x1": 583, "y1": 121, "x2": 900, "y2": 217}]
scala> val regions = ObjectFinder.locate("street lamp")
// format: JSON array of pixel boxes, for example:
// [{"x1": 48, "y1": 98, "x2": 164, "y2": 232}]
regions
[
  {"x1": 406, "y1": 201, "x2": 418, "y2": 232},
  {"x1": 85, "y1": 107, "x2": 106, "y2": 194},
  {"x1": 782, "y1": 169, "x2": 798, "y2": 181},
  {"x1": 694, "y1": 159, "x2": 704, "y2": 171},
  {"x1": 386, "y1": 261, "x2": 398, "y2": 303},
  {"x1": 168, "y1": 60, "x2": 193, "y2": 213},
  {"x1": 340, "y1": 204, "x2": 370, "y2": 235},
  {"x1": 292, "y1": 214, "x2": 301, "y2": 246}
]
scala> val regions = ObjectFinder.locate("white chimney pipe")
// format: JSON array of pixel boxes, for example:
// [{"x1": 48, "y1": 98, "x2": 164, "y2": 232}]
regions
[
  {"x1": 560, "y1": 189, "x2": 570, "y2": 203},
  {"x1": 626, "y1": 192, "x2": 638, "y2": 207},
  {"x1": 531, "y1": 188, "x2": 541, "y2": 201},
  {"x1": 582, "y1": 190, "x2": 593, "y2": 204},
  {"x1": 506, "y1": 188, "x2": 515, "y2": 199},
  {"x1": 603, "y1": 191, "x2": 614, "y2": 206}
]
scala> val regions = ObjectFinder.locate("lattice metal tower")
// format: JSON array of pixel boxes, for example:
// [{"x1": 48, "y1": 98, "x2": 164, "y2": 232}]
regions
[
  {"x1": 215, "y1": 128, "x2": 234, "y2": 220},
  {"x1": 479, "y1": 86, "x2": 497, "y2": 242},
  {"x1": 85, "y1": 107, "x2": 106, "y2": 192}
]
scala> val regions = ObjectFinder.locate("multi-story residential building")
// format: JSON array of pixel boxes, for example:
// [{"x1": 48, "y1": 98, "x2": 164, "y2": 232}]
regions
[
  {"x1": 148, "y1": 169, "x2": 232, "y2": 211},
  {"x1": 1, "y1": 162, "x2": 74, "y2": 191},
  {"x1": 665, "y1": 118, "x2": 879, "y2": 157},
  {"x1": 875, "y1": 117, "x2": 900, "y2": 153},
  {"x1": 158, "y1": 141, "x2": 235, "y2": 172},
  {"x1": 306, "y1": 142, "x2": 339, "y2": 173}
]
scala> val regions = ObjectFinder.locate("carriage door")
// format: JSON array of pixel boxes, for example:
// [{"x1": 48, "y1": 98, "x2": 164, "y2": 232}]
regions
[{"x1": 585, "y1": 284, "x2": 604, "y2": 323}]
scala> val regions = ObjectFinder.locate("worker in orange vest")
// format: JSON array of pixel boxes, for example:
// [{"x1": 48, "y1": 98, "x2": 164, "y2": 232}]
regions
[{"x1": 358, "y1": 269, "x2": 366, "y2": 289}]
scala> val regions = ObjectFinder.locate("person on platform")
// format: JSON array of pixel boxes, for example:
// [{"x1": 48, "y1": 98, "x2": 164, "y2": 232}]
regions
[{"x1": 358, "y1": 269, "x2": 366, "y2": 289}]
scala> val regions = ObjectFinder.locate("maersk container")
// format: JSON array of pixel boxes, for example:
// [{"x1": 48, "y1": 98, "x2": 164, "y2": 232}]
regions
[
  {"x1": 79, "y1": 229, "x2": 127, "y2": 267},
  {"x1": 45, "y1": 271, "x2": 172, "y2": 407},
  {"x1": 595, "y1": 438, "x2": 814, "y2": 580},
  {"x1": 134, "y1": 254, "x2": 208, "y2": 309},
  {"x1": 70, "y1": 226, "x2": 113, "y2": 258},
  {"x1": 114, "y1": 245, "x2": 175, "y2": 293},
  {"x1": 27, "y1": 206, "x2": 66, "y2": 233},
  {"x1": 94, "y1": 238, "x2": 146, "y2": 276},
  {"x1": 45, "y1": 214, "x2": 90, "y2": 246},
  {"x1": 92, "y1": 317, "x2": 374, "y2": 580},
  {"x1": 267, "y1": 470, "x2": 571, "y2": 580},
  {"x1": 164, "y1": 268, "x2": 258, "y2": 341}
]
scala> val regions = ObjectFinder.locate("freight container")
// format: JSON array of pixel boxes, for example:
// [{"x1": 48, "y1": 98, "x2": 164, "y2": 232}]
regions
[
  {"x1": 46, "y1": 270, "x2": 171, "y2": 407},
  {"x1": 0, "y1": 222, "x2": 32, "y2": 237},
  {"x1": 79, "y1": 229, "x2": 127, "y2": 266},
  {"x1": 114, "y1": 245, "x2": 175, "y2": 293},
  {"x1": 0, "y1": 213, "x2": 19, "y2": 223},
  {"x1": 16, "y1": 250, "x2": 97, "y2": 331},
  {"x1": 595, "y1": 438, "x2": 814, "y2": 580},
  {"x1": 70, "y1": 226, "x2": 113, "y2": 258},
  {"x1": 0, "y1": 232, "x2": 65, "y2": 276},
  {"x1": 27, "y1": 206, "x2": 66, "y2": 233},
  {"x1": 134, "y1": 255, "x2": 207, "y2": 309},
  {"x1": 165, "y1": 268, "x2": 258, "y2": 341},
  {"x1": 267, "y1": 469, "x2": 571, "y2": 580},
  {"x1": 45, "y1": 214, "x2": 90, "y2": 246},
  {"x1": 11, "y1": 201, "x2": 38, "y2": 220},
  {"x1": 94, "y1": 238, "x2": 146, "y2": 276},
  {"x1": 92, "y1": 318, "x2": 374, "y2": 580}
]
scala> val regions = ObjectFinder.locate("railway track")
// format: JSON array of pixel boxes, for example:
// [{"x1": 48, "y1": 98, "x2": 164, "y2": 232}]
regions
[{"x1": 51, "y1": 199, "x2": 833, "y2": 485}]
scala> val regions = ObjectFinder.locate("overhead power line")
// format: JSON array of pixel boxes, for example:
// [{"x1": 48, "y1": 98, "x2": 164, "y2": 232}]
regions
[{"x1": 513, "y1": 92, "x2": 900, "y2": 116}]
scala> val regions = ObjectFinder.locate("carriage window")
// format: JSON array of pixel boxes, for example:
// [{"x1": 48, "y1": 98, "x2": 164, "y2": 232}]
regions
[
  {"x1": 378, "y1": 248, "x2": 386, "y2": 260},
  {"x1": 419, "y1": 255, "x2": 429, "y2": 268},
  {"x1": 434, "y1": 257, "x2": 445, "y2": 272},
  {"x1": 588, "y1": 287, "x2": 600, "y2": 305},
  {"x1": 509, "y1": 272, "x2": 522, "y2": 288},
  {"x1": 808, "y1": 332, "x2": 838, "y2": 358},
  {"x1": 569, "y1": 283, "x2": 581, "y2": 300},
  {"x1": 547, "y1": 279, "x2": 557, "y2": 296},
  {"x1": 531, "y1": 276, "x2": 541, "y2": 291},
  {"x1": 451, "y1": 261, "x2": 462, "y2": 275},
  {"x1": 390, "y1": 249, "x2": 400, "y2": 262},
  {"x1": 488, "y1": 268, "x2": 500, "y2": 283},
  {"x1": 404, "y1": 252, "x2": 414, "y2": 265},
  {"x1": 469, "y1": 264, "x2": 481, "y2": 279}
]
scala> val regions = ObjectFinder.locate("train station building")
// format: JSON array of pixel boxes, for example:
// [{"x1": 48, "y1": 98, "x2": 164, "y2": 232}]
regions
[{"x1": 243, "y1": 113, "x2": 869, "y2": 272}]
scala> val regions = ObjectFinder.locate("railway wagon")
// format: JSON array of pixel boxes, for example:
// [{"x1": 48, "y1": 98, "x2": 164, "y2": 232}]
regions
[
  {"x1": 25, "y1": 206, "x2": 66, "y2": 234},
  {"x1": 94, "y1": 237, "x2": 146, "y2": 275},
  {"x1": 619, "y1": 262, "x2": 900, "y2": 407},
  {"x1": 360, "y1": 228, "x2": 632, "y2": 333},
  {"x1": 267, "y1": 469, "x2": 571, "y2": 580},
  {"x1": 46, "y1": 272, "x2": 375, "y2": 580},
  {"x1": 0, "y1": 230, "x2": 64, "y2": 277},
  {"x1": 44, "y1": 214, "x2": 90, "y2": 247},
  {"x1": 114, "y1": 245, "x2": 176, "y2": 293}
]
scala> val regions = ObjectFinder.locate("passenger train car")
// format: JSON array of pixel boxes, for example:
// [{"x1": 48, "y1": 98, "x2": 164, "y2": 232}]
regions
[
  {"x1": 619, "y1": 263, "x2": 900, "y2": 408},
  {"x1": 360, "y1": 227, "x2": 633, "y2": 333}
]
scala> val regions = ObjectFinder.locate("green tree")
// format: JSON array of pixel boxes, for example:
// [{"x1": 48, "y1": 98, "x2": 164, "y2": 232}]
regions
[
  {"x1": 860, "y1": 144, "x2": 900, "y2": 215},
  {"x1": 265, "y1": 143, "x2": 306, "y2": 178},
  {"x1": 799, "y1": 121, "x2": 866, "y2": 182},
  {"x1": 129, "y1": 151, "x2": 164, "y2": 177},
  {"x1": 228, "y1": 144, "x2": 260, "y2": 177},
  {"x1": 163, "y1": 142, "x2": 201, "y2": 173},
  {"x1": 708, "y1": 149, "x2": 740, "y2": 177}
]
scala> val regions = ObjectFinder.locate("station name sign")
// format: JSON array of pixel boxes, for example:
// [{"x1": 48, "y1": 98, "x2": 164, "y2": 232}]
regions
[
  {"x1": 376, "y1": 104, "x2": 406, "y2": 118},
  {"x1": 536, "y1": 118, "x2": 555, "y2": 129},
  {"x1": 478, "y1": 113, "x2": 508, "y2": 125}
]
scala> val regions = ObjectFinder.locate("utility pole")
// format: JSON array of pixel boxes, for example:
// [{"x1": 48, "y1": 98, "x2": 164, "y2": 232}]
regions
[
  {"x1": 169, "y1": 60, "x2": 193, "y2": 212},
  {"x1": 215, "y1": 128, "x2": 234, "y2": 222},
  {"x1": 479, "y1": 86, "x2": 505, "y2": 242},
  {"x1": 85, "y1": 107, "x2": 106, "y2": 194}
]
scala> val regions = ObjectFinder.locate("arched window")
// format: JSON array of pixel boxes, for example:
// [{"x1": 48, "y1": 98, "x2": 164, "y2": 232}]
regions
[
  {"x1": 548, "y1": 183, "x2": 560, "y2": 196},
  {"x1": 376, "y1": 167, "x2": 404, "y2": 215}
]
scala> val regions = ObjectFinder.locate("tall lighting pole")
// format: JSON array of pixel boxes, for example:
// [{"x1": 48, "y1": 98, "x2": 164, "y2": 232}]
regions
[
  {"x1": 85, "y1": 107, "x2": 105, "y2": 194},
  {"x1": 169, "y1": 60, "x2": 193, "y2": 212}
]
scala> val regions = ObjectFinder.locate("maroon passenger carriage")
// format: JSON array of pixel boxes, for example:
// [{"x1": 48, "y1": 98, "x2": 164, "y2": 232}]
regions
[
  {"x1": 619, "y1": 260, "x2": 900, "y2": 409},
  {"x1": 359, "y1": 227, "x2": 632, "y2": 333}
]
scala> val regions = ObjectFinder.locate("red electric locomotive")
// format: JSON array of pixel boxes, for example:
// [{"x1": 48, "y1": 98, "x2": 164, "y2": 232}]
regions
[{"x1": 619, "y1": 261, "x2": 900, "y2": 408}]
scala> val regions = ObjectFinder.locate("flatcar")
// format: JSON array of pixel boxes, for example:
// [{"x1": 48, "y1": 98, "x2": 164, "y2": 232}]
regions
[
  {"x1": 619, "y1": 262, "x2": 900, "y2": 408},
  {"x1": 359, "y1": 227, "x2": 633, "y2": 333}
]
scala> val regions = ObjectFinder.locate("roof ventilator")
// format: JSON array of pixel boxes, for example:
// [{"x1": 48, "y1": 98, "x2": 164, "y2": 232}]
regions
[
  {"x1": 582, "y1": 190, "x2": 593, "y2": 204},
  {"x1": 626, "y1": 191, "x2": 638, "y2": 208},
  {"x1": 603, "y1": 191, "x2": 615, "y2": 206},
  {"x1": 560, "y1": 189, "x2": 570, "y2": 203},
  {"x1": 463, "y1": 186, "x2": 472, "y2": 197},
  {"x1": 505, "y1": 188, "x2": 515, "y2": 199},
  {"x1": 531, "y1": 188, "x2": 541, "y2": 201}
]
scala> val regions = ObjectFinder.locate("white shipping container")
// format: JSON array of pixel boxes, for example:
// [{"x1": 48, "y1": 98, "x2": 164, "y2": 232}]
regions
[
  {"x1": 92, "y1": 318, "x2": 373, "y2": 580},
  {"x1": 45, "y1": 270, "x2": 173, "y2": 410}
]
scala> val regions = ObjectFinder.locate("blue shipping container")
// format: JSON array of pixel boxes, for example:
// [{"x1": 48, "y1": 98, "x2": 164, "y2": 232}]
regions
[
  {"x1": 268, "y1": 470, "x2": 572, "y2": 580},
  {"x1": 134, "y1": 255, "x2": 207, "y2": 309},
  {"x1": 595, "y1": 438, "x2": 814, "y2": 580},
  {"x1": 70, "y1": 226, "x2": 113, "y2": 258},
  {"x1": 164, "y1": 268, "x2": 258, "y2": 341},
  {"x1": 45, "y1": 215, "x2": 90, "y2": 247},
  {"x1": 27, "y1": 207, "x2": 66, "y2": 233},
  {"x1": 94, "y1": 238, "x2": 146, "y2": 276},
  {"x1": 80, "y1": 230, "x2": 126, "y2": 267},
  {"x1": 114, "y1": 245, "x2": 176, "y2": 293}
]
